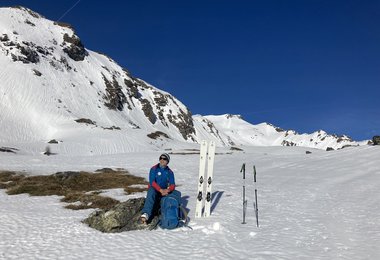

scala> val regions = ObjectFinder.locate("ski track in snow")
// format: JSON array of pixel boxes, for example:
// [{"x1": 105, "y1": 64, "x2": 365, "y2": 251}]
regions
[{"x1": 1, "y1": 146, "x2": 380, "y2": 259}]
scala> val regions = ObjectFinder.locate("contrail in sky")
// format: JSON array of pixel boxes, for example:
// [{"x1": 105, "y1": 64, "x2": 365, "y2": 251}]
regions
[{"x1": 57, "y1": 0, "x2": 82, "y2": 22}]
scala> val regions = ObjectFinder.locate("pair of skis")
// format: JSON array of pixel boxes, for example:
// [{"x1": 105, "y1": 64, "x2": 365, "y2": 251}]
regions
[
  {"x1": 195, "y1": 140, "x2": 216, "y2": 218},
  {"x1": 241, "y1": 163, "x2": 259, "y2": 227}
]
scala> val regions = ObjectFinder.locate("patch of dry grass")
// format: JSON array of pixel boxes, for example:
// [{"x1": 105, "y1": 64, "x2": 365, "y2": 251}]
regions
[
  {"x1": 0, "y1": 171, "x2": 24, "y2": 189},
  {"x1": 0, "y1": 169, "x2": 148, "y2": 210},
  {"x1": 62, "y1": 192, "x2": 120, "y2": 210}
]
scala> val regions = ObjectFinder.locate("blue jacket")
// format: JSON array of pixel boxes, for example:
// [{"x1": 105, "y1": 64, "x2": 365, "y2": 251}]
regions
[{"x1": 149, "y1": 164, "x2": 176, "y2": 192}]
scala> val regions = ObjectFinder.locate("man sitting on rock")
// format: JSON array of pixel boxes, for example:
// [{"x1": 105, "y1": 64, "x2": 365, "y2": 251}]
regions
[{"x1": 140, "y1": 153, "x2": 177, "y2": 223}]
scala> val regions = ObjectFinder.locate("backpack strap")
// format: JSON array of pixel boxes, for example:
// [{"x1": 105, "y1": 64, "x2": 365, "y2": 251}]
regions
[{"x1": 179, "y1": 206, "x2": 188, "y2": 224}]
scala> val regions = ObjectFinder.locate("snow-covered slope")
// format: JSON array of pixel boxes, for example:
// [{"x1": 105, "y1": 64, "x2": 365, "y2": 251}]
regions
[
  {"x1": 1, "y1": 145, "x2": 379, "y2": 259},
  {"x1": 0, "y1": 6, "x2": 196, "y2": 149},
  {"x1": 0, "y1": 6, "x2": 364, "y2": 154}
]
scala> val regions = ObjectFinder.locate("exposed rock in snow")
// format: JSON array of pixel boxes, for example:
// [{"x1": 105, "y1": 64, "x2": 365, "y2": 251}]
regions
[{"x1": 83, "y1": 198, "x2": 159, "y2": 232}]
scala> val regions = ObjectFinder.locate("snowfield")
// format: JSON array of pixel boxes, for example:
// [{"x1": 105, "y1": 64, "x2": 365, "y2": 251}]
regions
[
  {"x1": 0, "y1": 6, "x2": 378, "y2": 260},
  {"x1": 1, "y1": 145, "x2": 379, "y2": 260}
]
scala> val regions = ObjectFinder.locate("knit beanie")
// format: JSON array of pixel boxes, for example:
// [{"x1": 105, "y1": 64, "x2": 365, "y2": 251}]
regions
[{"x1": 159, "y1": 153, "x2": 170, "y2": 163}]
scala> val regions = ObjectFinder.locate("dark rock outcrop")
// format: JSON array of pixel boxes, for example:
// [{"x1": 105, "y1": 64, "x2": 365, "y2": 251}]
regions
[
  {"x1": 0, "y1": 33, "x2": 9, "y2": 41},
  {"x1": 62, "y1": 33, "x2": 88, "y2": 61},
  {"x1": 124, "y1": 78, "x2": 141, "y2": 99},
  {"x1": 32, "y1": 69, "x2": 42, "y2": 76},
  {"x1": 373, "y1": 136, "x2": 380, "y2": 145},
  {"x1": 75, "y1": 118, "x2": 96, "y2": 125},
  {"x1": 102, "y1": 74, "x2": 128, "y2": 111},
  {"x1": 282, "y1": 140, "x2": 296, "y2": 147},
  {"x1": 0, "y1": 147, "x2": 18, "y2": 153},
  {"x1": 141, "y1": 99, "x2": 157, "y2": 124},
  {"x1": 147, "y1": 131, "x2": 170, "y2": 140},
  {"x1": 83, "y1": 197, "x2": 159, "y2": 232},
  {"x1": 53, "y1": 21, "x2": 74, "y2": 30},
  {"x1": 200, "y1": 117, "x2": 225, "y2": 144},
  {"x1": 12, "y1": 44, "x2": 39, "y2": 63},
  {"x1": 102, "y1": 74, "x2": 130, "y2": 111},
  {"x1": 167, "y1": 109, "x2": 196, "y2": 141},
  {"x1": 25, "y1": 19, "x2": 35, "y2": 26},
  {"x1": 12, "y1": 6, "x2": 42, "y2": 19}
]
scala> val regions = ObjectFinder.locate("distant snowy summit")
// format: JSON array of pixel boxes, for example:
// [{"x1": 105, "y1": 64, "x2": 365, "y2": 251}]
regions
[
  {"x1": 194, "y1": 114, "x2": 362, "y2": 150},
  {"x1": 0, "y1": 7, "x2": 363, "y2": 153}
]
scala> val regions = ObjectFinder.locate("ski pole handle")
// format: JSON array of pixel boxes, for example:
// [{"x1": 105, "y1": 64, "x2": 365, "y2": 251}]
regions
[{"x1": 240, "y1": 163, "x2": 246, "y2": 179}]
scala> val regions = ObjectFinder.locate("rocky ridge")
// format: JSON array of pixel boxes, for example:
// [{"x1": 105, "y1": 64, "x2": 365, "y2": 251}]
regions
[{"x1": 0, "y1": 6, "x2": 365, "y2": 151}]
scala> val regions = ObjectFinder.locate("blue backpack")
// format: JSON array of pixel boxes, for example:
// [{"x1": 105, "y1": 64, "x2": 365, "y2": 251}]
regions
[{"x1": 159, "y1": 190, "x2": 182, "y2": 229}]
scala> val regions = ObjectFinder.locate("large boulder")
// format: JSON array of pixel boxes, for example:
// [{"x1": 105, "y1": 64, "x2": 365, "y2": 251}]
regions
[
  {"x1": 82, "y1": 197, "x2": 159, "y2": 232},
  {"x1": 372, "y1": 136, "x2": 380, "y2": 145}
]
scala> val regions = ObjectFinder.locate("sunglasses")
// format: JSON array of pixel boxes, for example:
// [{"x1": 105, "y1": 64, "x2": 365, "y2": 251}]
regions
[{"x1": 159, "y1": 157, "x2": 168, "y2": 161}]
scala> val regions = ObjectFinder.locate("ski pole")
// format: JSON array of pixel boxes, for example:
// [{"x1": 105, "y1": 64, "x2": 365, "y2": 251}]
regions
[
  {"x1": 253, "y1": 165, "x2": 259, "y2": 227},
  {"x1": 241, "y1": 163, "x2": 247, "y2": 224}
]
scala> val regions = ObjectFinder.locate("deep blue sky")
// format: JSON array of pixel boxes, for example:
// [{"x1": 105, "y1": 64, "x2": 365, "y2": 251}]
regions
[{"x1": 2, "y1": 1, "x2": 379, "y2": 140}]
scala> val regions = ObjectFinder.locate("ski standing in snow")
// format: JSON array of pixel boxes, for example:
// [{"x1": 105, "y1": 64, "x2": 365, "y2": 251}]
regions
[{"x1": 195, "y1": 140, "x2": 216, "y2": 218}]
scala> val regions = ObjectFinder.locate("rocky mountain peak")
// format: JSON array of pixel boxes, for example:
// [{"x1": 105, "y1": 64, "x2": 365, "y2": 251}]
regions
[
  {"x1": 225, "y1": 114, "x2": 243, "y2": 119},
  {"x1": 0, "y1": 6, "x2": 198, "y2": 144},
  {"x1": 11, "y1": 6, "x2": 43, "y2": 19},
  {"x1": 0, "y1": 6, "x2": 364, "y2": 152}
]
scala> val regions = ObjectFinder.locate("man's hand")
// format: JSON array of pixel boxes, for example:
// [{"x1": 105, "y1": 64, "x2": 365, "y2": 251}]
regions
[{"x1": 160, "y1": 188, "x2": 169, "y2": 196}]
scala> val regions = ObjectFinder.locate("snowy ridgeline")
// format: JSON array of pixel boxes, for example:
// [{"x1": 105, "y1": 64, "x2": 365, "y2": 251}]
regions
[
  {"x1": 0, "y1": 6, "x2": 367, "y2": 155},
  {"x1": 0, "y1": 145, "x2": 379, "y2": 259}
]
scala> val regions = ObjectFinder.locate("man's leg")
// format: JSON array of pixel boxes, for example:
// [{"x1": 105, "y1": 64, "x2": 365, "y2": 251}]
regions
[{"x1": 141, "y1": 187, "x2": 159, "y2": 221}]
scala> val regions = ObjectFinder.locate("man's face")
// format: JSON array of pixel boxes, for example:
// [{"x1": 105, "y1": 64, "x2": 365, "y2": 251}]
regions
[{"x1": 159, "y1": 157, "x2": 169, "y2": 167}]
